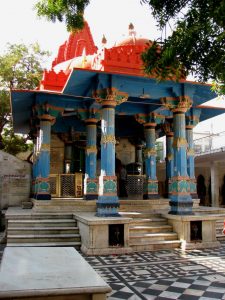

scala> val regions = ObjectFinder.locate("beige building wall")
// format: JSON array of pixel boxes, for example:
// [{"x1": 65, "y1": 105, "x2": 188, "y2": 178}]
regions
[{"x1": 0, "y1": 150, "x2": 31, "y2": 209}]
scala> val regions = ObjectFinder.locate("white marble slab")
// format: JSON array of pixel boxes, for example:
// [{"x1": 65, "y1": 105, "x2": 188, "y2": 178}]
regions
[{"x1": 0, "y1": 247, "x2": 111, "y2": 298}]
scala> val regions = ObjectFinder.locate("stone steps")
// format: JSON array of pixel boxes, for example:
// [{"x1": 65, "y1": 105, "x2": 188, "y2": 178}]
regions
[
  {"x1": 8, "y1": 219, "x2": 76, "y2": 228},
  {"x1": 128, "y1": 212, "x2": 181, "y2": 252},
  {"x1": 130, "y1": 232, "x2": 178, "y2": 243},
  {"x1": 216, "y1": 219, "x2": 225, "y2": 241},
  {"x1": 120, "y1": 212, "x2": 162, "y2": 219},
  {"x1": 131, "y1": 218, "x2": 168, "y2": 226},
  {"x1": 7, "y1": 241, "x2": 81, "y2": 248},
  {"x1": 130, "y1": 224, "x2": 173, "y2": 234},
  {"x1": 130, "y1": 240, "x2": 181, "y2": 252},
  {"x1": 6, "y1": 213, "x2": 74, "y2": 220},
  {"x1": 7, "y1": 227, "x2": 79, "y2": 235},
  {"x1": 7, "y1": 234, "x2": 81, "y2": 244},
  {"x1": 6, "y1": 212, "x2": 81, "y2": 248}
]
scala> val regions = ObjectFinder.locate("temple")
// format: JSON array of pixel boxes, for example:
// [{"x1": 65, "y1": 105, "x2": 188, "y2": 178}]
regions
[{"x1": 10, "y1": 22, "x2": 225, "y2": 253}]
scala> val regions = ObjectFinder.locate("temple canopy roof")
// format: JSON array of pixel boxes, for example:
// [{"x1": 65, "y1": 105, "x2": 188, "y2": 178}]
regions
[{"x1": 11, "y1": 22, "x2": 225, "y2": 138}]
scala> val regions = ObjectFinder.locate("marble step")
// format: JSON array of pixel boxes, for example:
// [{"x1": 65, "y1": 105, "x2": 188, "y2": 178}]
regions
[
  {"x1": 7, "y1": 227, "x2": 79, "y2": 235},
  {"x1": 217, "y1": 235, "x2": 225, "y2": 241},
  {"x1": 7, "y1": 234, "x2": 81, "y2": 243},
  {"x1": 119, "y1": 212, "x2": 161, "y2": 219},
  {"x1": 7, "y1": 241, "x2": 81, "y2": 249},
  {"x1": 6, "y1": 213, "x2": 74, "y2": 220},
  {"x1": 129, "y1": 232, "x2": 178, "y2": 243},
  {"x1": 131, "y1": 218, "x2": 168, "y2": 226},
  {"x1": 130, "y1": 225, "x2": 173, "y2": 234},
  {"x1": 130, "y1": 240, "x2": 181, "y2": 252},
  {"x1": 8, "y1": 219, "x2": 77, "y2": 228}
]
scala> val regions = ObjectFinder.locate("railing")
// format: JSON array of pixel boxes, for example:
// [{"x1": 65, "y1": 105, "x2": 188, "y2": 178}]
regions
[
  {"x1": 49, "y1": 173, "x2": 83, "y2": 198},
  {"x1": 194, "y1": 131, "x2": 225, "y2": 156},
  {"x1": 49, "y1": 173, "x2": 147, "y2": 199},
  {"x1": 127, "y1": 175, "x2": 145, "y2": 197}
]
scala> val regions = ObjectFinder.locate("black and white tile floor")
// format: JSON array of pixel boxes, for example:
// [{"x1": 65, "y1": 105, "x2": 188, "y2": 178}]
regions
[
  {"x1": 1, "y1": 241, "x2": 225, "y2": 299},
  {"x1": 83, "y1": 243, "x2": 225, "y2": 299}
]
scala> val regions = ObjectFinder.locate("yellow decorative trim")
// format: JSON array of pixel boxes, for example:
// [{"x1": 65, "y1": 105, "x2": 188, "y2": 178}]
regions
[
  {"x1": 86, "y1": 145, "x2": 97, "y2": 154},
  {"x1": 93, "y1": 87, "x2": 128, "y2": 105},
  {"x1": 101, "y1": 135, "x2": 116, "y2": 144},
  {"x1": 144, "y1": 148, "x2": 156, "y2": 157},
  {"x1": 135, "y1": 114, "x2": 146, "y2": 124},
  {"x1": 187, "y1": 148, "x2": 195, "y2": 156},
  {"x1": 144, "y1": 122, "x2": 156, "y2": 128},
  {"x1": 85, "y1": 118, "x2": 98, "y2": 124},
  {"x1": 161, "y1": 96, "x2": 192, "y2": 113},
  {"x1": 167, "y1": 153, "x2": 173, "y2": 161},
  {"x1": 186, "y1": 125, "x2": 194, "y2": 129},
  {"x1": 173, "y1": 137, "x2": 187, "y2": 148},
  {"x1": 41, "y1": 143, "x2": 50, "y2": 151},
  {"x1": 38, "y1": 114, "x2": 56, "y2": 123}
]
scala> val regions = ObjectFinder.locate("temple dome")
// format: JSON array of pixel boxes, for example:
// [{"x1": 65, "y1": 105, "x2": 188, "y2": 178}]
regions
[
  {"x1": 116, "y1": 37, "x2": 151, "y2": 47},
  {"x1": 115, "y1": 23, "x2": 151, "y2": 48}
]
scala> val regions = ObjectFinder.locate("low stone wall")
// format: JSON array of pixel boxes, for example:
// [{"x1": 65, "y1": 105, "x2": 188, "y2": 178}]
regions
[{"x1": 0, "y1": 151, "x2": 31, "y2": 210}]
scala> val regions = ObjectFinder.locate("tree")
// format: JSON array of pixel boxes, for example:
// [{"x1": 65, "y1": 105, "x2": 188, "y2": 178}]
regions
[
  {"x1": 35, "y1": 0, "x2": 225, "y2": 93},
  {"x1": 0, "y1": 43, "x2": 50, "y2": 155},
  {"x1": 141, "y1": 0, "x2": 225, "y2": 94},
  {"x1": 35, "y1": 0, "x2": 90, "y2": 31}
]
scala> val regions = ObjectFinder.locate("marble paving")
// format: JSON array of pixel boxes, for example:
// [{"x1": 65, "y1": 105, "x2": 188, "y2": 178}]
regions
[
  {"x1": 82, "y1": 243, "x2": 225, "y2": 300},
  {"x1": 1, "y1": 242, "x2": 225, "y2": 299}
]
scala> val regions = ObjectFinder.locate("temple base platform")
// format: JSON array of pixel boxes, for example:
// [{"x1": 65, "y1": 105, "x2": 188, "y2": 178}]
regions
[
  {"x1": 4, "y1": 200, "x2": 225, "y2": 254},
  {"x1": 163, "y1": 211, "x2": 221, "y2": 250},
  {"x1": 31, "y1": 197, "x2": 200, "y2": 213}
]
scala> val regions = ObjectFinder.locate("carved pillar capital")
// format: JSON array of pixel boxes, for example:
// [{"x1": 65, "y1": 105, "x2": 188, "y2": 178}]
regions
[{"x1": 93, "y1": 87, "x2": 128, "y2": 106}]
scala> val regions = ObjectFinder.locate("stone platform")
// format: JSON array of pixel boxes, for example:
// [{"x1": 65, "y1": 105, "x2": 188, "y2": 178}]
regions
[
  {"x1": 0, "y1": 247, "x2": 111, "y2": 299},
  {"x1": 163, "y1": 209, "x2": 225, "y2": 250},
  {"x1": 75, "y1": 212, "x2": 133, "y2": 255},
  {"x1": 31, "y1": 198, "x2": 200, "y2": 212}
]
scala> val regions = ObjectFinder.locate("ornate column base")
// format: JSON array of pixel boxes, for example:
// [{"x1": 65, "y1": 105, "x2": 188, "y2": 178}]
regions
[
  {"x1": 169, "y1": 176, "x2": 193, "y2": 214},
  {"x1": 84, "y1": 178, "x2": 98, "y2": 200},
  {"x1": 34, "y1": 178, "x2": 51, "y2": 200},
  {"x1": 169, "y1": 195, "x2": 193, "y2": 215},
  {"x1": 96, "y1": 176, "x2": 120, "y2": 217},
  {"x1": 143, "y1": 179, "x2": 160, "y2": 200}
]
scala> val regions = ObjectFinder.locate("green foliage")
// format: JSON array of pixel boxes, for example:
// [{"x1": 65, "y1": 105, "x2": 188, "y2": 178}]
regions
[
  {"x1": 141, "y1": 0, "x2": 225, "y2": 93},
  {"x1": 0, "y1": 43, "x2": 50, "y2": 90},
  {"x1": 2, "y1": 127, "x2": 33, "y2": 156},
  {"x1": 35, "y1": 0, "x2": 90, "y2": 31},
  {"x1": 0, "y1": 43, "x2": 50, "y2": 154}
]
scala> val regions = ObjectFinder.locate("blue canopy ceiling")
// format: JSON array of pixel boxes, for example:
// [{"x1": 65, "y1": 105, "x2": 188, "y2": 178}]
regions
[{"x1": 11, "y1": 69, "x2": 225, "y2": 135}]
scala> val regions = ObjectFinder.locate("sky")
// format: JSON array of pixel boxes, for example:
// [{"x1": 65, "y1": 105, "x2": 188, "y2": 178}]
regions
[
  {"x1": 1, "y1": 0, "x2": 225, "y2": 138},
  {"x1": 0, "y1": 0, "x2": 160, "y2": 64}
]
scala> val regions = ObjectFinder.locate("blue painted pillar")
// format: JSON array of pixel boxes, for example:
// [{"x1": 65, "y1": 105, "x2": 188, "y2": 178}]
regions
[
  {"x1": 93, "y1": 87, "x2": 128, "y2": 216},
  {"x1": 31, "y1": 136, "x2": 38, "y2": 198},
  {"x1": 169, "y1": 109, "x2": 193, "y2": 214},
  {"x1": 143, "y1": 122, "x2": 159, "y2": 199},
  {"x1": 97, "y1": 100, "x2": 119, "y2": 216},
  {"x1": 166, "y1": 131, "x2": 174, "y2": 196},
  {"x1": 186, "y1": 109, "x2": 201, "y2": 199},
  {"x1": 35, "y1": 117, "x2": 53, "y2": 200},
  {"x1": 84, "y1": 118, "x2": 98, "y2": 200},
  {"x1": 186, "y1": 125, "x2": 197, "y2": 198}
]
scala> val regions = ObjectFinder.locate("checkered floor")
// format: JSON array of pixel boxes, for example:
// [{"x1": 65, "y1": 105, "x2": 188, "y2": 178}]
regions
[
  {"x1": 82, "y1": 243, "x2": 225, "y2": 299},
  {"x1": 1, "y1": 241, "x2": 225, "y2": 299}
]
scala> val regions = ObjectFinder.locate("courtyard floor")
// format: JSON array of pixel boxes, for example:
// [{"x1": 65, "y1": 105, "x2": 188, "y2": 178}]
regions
[{"x1": 1, "y1": 242, "x2": 225, "y2": 299}]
